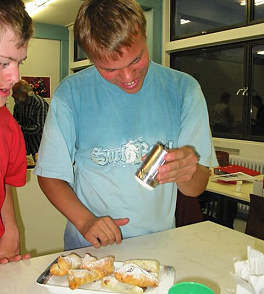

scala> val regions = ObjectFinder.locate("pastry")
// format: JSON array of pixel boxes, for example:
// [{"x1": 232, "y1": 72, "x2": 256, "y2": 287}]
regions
[
  {"x1": 102, "y1": 275, "x2": 144, "y2": 294},
  {"x1": 81, "y1": 253, "x2": 97, "y2": 264},
  {"x1": 49, "y1": 253, "x2": 161, "y2": 291},
  {"x1": 114, "y1": 263, "x2": 159, "y2": 288},
  {"x1": 124, "y1": 259, "x2": 160, "y2": 278},
  {"x1": 81, "y1": 255, "x2": 115, "y2": 274},
  {"x1": 68, "y1": 268, "x2": 106, "y2": 290},
  {"x1": 50, "y1": 253, "x2": 82, "y2": 276}
]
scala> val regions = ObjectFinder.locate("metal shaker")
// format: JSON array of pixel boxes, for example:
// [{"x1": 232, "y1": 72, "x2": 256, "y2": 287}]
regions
[{"x1": 135, "y1": 142, "x2": 168, "y2": 190}]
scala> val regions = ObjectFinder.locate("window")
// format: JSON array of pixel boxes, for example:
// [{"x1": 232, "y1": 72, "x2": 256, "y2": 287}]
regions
[
  {"x1": 170, "y1": 40, "x2": 264, "y2": 141},
  {"x1": 171, "y1": 0, "x2": 246, "y2": 40},
  {"x1": 170, "y1": 0, "x2": 264, "y2": 41},
  {"x1": 254, "y1": 0, "x2": 264, "y2": 20},
  {"x1": 74, "y1": 41, "x2": 88, "y2": 62}
]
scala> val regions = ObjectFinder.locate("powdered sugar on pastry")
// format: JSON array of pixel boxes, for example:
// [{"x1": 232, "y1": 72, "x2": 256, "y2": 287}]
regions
[
  {"x1": 64, "y1": 253, "x2": 82, "y2": 269},
  {"x1": 49, "y1": 253, "x2": 82, "y2": 276},
  {"x1": 124, "y1": 259, "x2": 160, "y2": 278},
  {"x1": 68, "y1": 268, "x2": 106, "y2": 290},
  {"x1": 102, "y1": 275, "x2": 144, "y2": 294},
  {"x1": 114, "y1": 263, "x2": 159, "y2": 288},
  {"x1": 81, "y1": 255, "x2": 115, "y2": 274},
  {"x1": 81, "y1": 253, "x2": 97, "y2": 265}
]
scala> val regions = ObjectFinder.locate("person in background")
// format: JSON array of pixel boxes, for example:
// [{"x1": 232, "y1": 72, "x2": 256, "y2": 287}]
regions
[
  {"x1": 34, "y1": 0, "x2": 217, "y2": 251},
  {"x1": 251, "y1": 95, "x2": 264, "y2": 135},
  {"x1": 12, "y1": 79, "x2": 49, "y2": 160},
  {"x1": 213, "y1": 92, "x2": 234, "y2": 133},
  {"x1": 0, "y1": 0, "x2": 33, "y2": 263}
]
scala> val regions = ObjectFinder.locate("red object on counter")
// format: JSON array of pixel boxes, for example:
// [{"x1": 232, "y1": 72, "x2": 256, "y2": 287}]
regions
[{"x1": 214, "y1": 165, "x2": 260, "y2": 176}]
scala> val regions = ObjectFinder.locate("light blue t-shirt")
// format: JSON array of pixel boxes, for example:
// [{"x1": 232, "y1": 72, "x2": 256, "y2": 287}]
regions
[{"x1": 34, "y1": 61, "x2": 217, "y2": 250}]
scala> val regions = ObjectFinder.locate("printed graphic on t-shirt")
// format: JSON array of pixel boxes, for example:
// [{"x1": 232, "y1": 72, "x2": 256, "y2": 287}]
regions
[{"x1": 90, "y1": 138, "x2": 174, "y2": 166}]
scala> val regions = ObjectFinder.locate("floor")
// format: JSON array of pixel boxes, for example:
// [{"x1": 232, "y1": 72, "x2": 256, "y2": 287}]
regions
[
  {"x1": 233, "y1": 217, "x2": 247, "y2": 233},
  {"x1": 200, "y1": 198, "x2": 248, "y2": 233}
]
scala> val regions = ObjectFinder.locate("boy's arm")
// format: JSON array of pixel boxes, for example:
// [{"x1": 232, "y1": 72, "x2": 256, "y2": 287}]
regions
[{"x1": 0, "y1": 184, "x2": 30, "y2": 264}]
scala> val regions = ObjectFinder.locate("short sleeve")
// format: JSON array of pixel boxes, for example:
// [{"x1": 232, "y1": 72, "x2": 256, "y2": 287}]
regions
[{"x1": 5, "y1": 118, "x2": 27, "y2": 187}]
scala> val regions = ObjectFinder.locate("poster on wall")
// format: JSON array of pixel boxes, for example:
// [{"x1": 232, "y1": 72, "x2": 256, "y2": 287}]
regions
[{"x1": 21, "y1": 76, "x2": 51, "y2": 98}]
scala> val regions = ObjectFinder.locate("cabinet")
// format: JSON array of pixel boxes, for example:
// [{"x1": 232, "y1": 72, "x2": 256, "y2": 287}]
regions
[{"x1": 68, "y1": 24, "x2": 92, "y2": 74}]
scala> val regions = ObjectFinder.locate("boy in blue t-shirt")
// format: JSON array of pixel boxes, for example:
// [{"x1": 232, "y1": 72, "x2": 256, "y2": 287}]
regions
[{"x1": 34, "y1": 0, "x2": 217, "y2": 250}]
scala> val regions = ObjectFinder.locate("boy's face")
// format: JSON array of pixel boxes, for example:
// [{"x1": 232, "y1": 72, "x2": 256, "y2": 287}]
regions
[
  {"x1": 0, "y1": 28, "x2": 28, "y2": 107},
  {"x1": 93, "y1": 33, "x2": 150, "y2": 94}
]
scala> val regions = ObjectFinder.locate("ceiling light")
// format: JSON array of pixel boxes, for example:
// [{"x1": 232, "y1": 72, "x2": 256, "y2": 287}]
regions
[
  {"x1": 181, "y1": 19, "x2": 190, "y2": 25},
  {"x1": 25, "y1": 0, "x2": 56, "y2": 16},
  {"x1": 257, "y1": 50, "x2": 264, "y2": 55},
  {"x1": 240, "y1": 0, "x2": 264, "y2": 6}
]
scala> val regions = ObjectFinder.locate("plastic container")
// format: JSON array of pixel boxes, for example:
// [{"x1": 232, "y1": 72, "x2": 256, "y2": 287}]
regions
[{"x1": 168, "y1": 282, "x2": 214, "y2": 294}]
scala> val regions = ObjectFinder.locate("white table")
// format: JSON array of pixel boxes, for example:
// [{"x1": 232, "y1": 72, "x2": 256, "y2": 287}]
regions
[
  {"x1": 1, "y1": 221, "x2": 264, "y2": 294},
  {"x1": 204, "y1": 173, "x2": 263, "y2": 227},
  {"x1": 206, "y1": 174, "x2": 263, "y2": 203}
]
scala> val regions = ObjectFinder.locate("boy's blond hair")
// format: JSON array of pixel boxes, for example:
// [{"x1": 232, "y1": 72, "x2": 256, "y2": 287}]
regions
[{"x1": 74, "y1": 0, "x2": 146, "y2": 61}]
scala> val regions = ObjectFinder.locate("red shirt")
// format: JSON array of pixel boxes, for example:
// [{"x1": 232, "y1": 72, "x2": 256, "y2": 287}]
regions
[{"x1": 0, "y1": 106, "x2": 27, "y2": 237}]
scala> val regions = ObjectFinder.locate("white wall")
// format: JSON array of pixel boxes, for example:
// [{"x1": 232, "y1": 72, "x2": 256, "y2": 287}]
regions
[
  {"x1": 213, "y1": 138, "x2": 264, "y2": 161},
  {"x1": 6, "y1": 37, "x2": 60, "y2": 113},
  {"x1": 13, "y1": 170, "x2": 66, "y2": 257},
  {"x1": 145, "y1": 10, "x2": 154, "y2": 60}
]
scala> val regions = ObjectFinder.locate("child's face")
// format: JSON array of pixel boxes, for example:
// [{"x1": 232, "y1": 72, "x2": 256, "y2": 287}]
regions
[
  {"x1": 93, "y1": 32, "x2": 150, "y2": 95},
  {"x1": 0, "y1": 28, "x2": 28, "y2": 107}
]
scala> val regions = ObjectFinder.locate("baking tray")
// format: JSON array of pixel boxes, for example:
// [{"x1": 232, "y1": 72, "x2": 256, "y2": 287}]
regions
[{"x1": 37, "y1": 258, "x2": 175, "y2": 293}]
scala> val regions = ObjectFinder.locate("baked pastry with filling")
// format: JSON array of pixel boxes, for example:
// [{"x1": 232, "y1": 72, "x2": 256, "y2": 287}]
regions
[
  {"x1": 114, "y1": 263, "x2": 159, "y2": 288},
  {"x1": 81, "y1": 255, "x2": 115, "y2": 274},
  {"x1": 102, "y1": 275, "x2": 144, "y2": 294},
  {"x1": 68, "y1": 268, "x2": 106, "y2": 290},
  {"x1": 50, "y1": 253, "x2": 82, "y2": 276},
  {"x1": 124, "y1": 259, "x2": 160, "y2": 278}
]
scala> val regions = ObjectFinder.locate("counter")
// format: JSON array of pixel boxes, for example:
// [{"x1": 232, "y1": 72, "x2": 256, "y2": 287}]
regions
[{"x1": 1, "y1": 221, "x2": 264, "y2": 294}]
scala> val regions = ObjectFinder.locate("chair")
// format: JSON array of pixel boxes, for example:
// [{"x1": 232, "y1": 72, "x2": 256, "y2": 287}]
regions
[
  {"x1": 175, "y1": 189, "x2": 203, "y2": 227},
  {"x1": 245, "y1": 194, "x2": 264, "y2": 240},
  {"x1": 215, "y1": 150, "x2": 230, "y2": 167},
  {"x1": 198, "y1": 150, "x2": 231, "y2": 221}
]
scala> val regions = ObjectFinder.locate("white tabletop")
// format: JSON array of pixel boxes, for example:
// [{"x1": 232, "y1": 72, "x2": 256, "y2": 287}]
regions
[
  {"x1": 206, "y1": 174, "x2": 263, "y2": 202},
  {"x1": 1, "y1": 221, "x2": 264, "y2": 294}
]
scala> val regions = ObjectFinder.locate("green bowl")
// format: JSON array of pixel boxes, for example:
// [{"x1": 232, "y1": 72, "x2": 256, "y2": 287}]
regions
[{"x1": 168, "y1": 282, "x2": 214, "y2": 294}]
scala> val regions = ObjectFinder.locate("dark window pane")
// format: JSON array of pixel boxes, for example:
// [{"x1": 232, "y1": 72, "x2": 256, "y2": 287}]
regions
[
  {"x1": 253, "y1": 0, "x2": 264, "y2": 20},
  {"x1": 74, "y1": 41, "x2": 87, "y2": 62},
  {"x1": 251, "y1": 44, "x2": 264, "y2": 136},
  {"x1": 170, "y1": 45, "x2": 245, "y2": 138},
  {"x1": 171, "y1": 0, "x2": 245, "y2": 40}
]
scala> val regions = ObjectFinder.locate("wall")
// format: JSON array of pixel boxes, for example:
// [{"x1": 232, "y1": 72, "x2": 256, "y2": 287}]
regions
[
  {"x1": 34, "y1": 22, "x2": 69, "y2": 80},
  {"x1": 145, "y1": 10, "x2": 154, "y2": 60},
  {"x1": 13, "y1": 170, "x2": 66, "y2": 257},
  {"x1": 213, "y1": 138, "x2": 264, "y2": 161},
  {"x1": 138, "y1": 0, "x2": 162, "y2": 63},
  {"x1": 6, "y1": 22, "x2": 68, "y2": 113},
  {"x1": 6, "y1": 37, "x2": 60, "y2": 113}
]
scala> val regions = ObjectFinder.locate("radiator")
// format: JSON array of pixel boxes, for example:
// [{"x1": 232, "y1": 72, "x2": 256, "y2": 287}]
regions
[
  {"x1": 229, "y1": 156, "x2": 264, "y2": 174},
  {"x1": 229, "y1": 156, "x2": 264, "y2": 215}
]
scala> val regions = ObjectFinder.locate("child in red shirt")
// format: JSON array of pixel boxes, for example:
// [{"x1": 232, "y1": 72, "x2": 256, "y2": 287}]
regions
[{"x1": 0, "y1": 0, "x2": 33, "y2": 264}]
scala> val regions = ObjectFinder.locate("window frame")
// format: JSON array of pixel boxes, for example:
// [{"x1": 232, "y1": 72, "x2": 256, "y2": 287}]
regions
[
  {"x1": 163, "y1": 0, "x2": 264, "y2": 144},
  {"x1": 170, "y1": 0, "x2": 264, "y2": 42}
]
